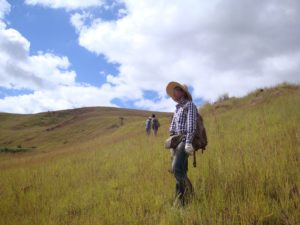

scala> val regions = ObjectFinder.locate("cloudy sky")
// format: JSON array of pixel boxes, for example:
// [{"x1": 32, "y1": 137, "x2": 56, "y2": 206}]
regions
[{"x1": 0, "y1": 0, "x2": 299, "y2": 113}]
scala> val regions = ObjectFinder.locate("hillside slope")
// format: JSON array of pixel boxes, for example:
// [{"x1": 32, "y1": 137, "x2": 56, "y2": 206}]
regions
[
  {"x1": 0, "y1": 83, "x2": 299, "y2": 225},
  {"x1": 0, "y1": 107, "x2": 171, "y2": 151}
]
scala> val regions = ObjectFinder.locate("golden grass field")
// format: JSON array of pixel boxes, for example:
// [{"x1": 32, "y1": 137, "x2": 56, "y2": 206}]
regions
[{"x1": 0, "y1": 83, "x2": 299, "y2": 225}]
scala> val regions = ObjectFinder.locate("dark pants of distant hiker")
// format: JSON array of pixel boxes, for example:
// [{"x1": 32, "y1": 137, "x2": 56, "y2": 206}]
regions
[
  {"x1": 172, "y1": 141, "x2": 188, "y2": 205},
  {"x1": 146, "y1": 128, "x2": 151, "y2": 135},
  {"x1": 153, "y1": 128, "x2": 158, "y2": 136}
]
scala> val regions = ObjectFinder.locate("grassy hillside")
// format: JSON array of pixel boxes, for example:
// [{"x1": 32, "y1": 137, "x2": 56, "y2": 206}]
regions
[
  {"x1": 0, "y1": 107, "x2": 170, "y2": 152},
  {"x1": 0, "y1": 83, "x2": 299, "y2": 225},
  {"x1": 0, "y1": 107, "x2": 171, "y2": 168}
]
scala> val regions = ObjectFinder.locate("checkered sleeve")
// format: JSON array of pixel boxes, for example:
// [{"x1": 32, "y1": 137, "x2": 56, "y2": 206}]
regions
[
  {"x1": 186, "y1": 102, "x2": 197, "y2": 144},
  {"x1": 169, "y1": 113, "x2": 176, "y2": 135}
]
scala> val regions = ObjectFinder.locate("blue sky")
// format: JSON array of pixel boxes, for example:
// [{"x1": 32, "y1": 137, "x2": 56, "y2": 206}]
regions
[
  {"x1": 0, "y1": 0, "x2": 299, "y2": 113},
  {"x1": 5, "y1": 1, "x2": 117, "y2": 91}
]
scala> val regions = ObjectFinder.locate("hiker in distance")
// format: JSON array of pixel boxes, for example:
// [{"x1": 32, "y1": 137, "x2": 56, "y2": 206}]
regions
[
  {"x1": 165, "y1": 81, "x2": 198, "y2": 206},
  {"x1": 145, "y1": 116, "x2": 152, "y2": 136},
  {"x1": 151, "y1": 114, "x2": 160, "y2": 136}
]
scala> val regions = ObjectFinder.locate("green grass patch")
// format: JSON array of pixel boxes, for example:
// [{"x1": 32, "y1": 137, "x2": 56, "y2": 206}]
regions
[{"x1": 0, "y1": 146, "x2": 30, "y2": 153}]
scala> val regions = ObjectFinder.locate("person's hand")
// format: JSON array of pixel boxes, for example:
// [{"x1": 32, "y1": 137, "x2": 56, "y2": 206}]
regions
[{"x1": 185, "y1": 143, "x2": 194, "y2": 155}]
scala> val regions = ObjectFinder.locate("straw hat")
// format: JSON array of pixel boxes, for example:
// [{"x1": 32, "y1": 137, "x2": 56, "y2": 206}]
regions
[{"x1": 166, "y1": 81, "x2": 192, "y2": 101}]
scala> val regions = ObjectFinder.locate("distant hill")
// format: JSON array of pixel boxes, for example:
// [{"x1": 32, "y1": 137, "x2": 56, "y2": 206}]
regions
[{"x1": 0, "y1": 107, "x2": 171, "y2": 154}]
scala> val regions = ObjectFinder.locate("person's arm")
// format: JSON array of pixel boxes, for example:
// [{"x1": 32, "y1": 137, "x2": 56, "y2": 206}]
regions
[
  {"x1": 169, "y1": 114, "x2": 176, "y2": 135},
  {"x1": 185, "y1": 102, "x2": 197, "y2": 144}
]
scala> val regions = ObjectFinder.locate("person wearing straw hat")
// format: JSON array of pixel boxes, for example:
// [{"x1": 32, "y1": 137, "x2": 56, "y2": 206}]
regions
[{"x1": 166, "y1": 81, "x2": 197, "y2": 206}]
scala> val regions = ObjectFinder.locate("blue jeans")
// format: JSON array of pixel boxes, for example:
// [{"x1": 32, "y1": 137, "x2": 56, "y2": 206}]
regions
[{"x1": 172, "y1": 141, "x2": 189, "y2": 205}]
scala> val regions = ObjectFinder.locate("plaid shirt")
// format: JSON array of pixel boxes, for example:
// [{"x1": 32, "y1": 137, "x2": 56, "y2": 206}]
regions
[{"x1": 169, "y1": 99, "x2": 198, "y2": 144}]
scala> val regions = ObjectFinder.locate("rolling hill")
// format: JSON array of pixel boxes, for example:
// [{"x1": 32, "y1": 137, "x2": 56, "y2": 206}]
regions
[{"x1": 0, "y1": 83, "x2": 299, "y2": 225}]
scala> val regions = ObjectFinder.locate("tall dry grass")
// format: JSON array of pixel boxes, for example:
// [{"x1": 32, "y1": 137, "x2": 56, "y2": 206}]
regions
[{"x1": 0, "y1": 85, "x2": 299, "y2": 225}]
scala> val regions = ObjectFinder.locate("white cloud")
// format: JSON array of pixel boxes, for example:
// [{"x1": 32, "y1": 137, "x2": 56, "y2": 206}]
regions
[
  {"x1": 0, "y1": 23, "x2": 76, "y2": 90},
  {"x1": 25, "y1": 0, "x2": 103, "y2": 10},
  {"x1": 134, "y1": 97, "x2": 174, "y2": 113},
  {"x1": 72, "y1": 0, "x2": 300, "y2": 110},
  {"x1": 70, "y1": 12, "x2": 90, "y2": 32},
  {"x1": 2, "y1": 0, "x2": 300, "y2": 114},
  {"x1": 0, "y1": 0, "x2": 118, "y2": 114},
  {"x1": 0, "y1": 84, "x2": 118, "y2": 114},
  {"x1": 0, "y1": 0, "x2": 10, "y2": 19}
]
